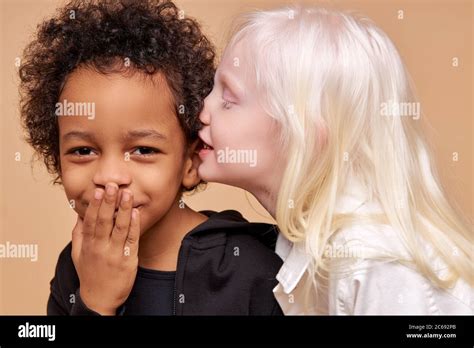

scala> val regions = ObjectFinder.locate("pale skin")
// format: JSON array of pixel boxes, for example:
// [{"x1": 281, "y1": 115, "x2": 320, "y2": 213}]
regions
[
  {"x1": 198, "y1": 41, "x2": 284, "y2": 218},
  {"x1": 59, "y1": 66, "x2": 207, "y2": 315}
]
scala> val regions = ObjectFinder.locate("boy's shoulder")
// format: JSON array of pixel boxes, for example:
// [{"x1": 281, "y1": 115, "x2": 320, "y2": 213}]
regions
[
  {"x1": 47, "y1": 241, "x2": 80, "y2": 314},
  {"x1": 55, "y1": 241, "x2": 76, "y2": 278},
  {"x1": 187, "y1": 209, "x2": 280, "y2": 259},
  {"x1": 175, "y1": 210, "x2": 283, "y2": 315}
]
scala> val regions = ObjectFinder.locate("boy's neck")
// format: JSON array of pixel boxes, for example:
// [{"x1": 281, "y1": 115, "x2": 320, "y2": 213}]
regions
[{"x1": 137, "y1": 202, "x2": 207, "y2": 272}]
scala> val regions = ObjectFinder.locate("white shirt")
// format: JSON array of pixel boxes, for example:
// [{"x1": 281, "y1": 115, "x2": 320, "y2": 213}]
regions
[{"x1": 272, "y1": 183, "x2": 474, "y2": 315}]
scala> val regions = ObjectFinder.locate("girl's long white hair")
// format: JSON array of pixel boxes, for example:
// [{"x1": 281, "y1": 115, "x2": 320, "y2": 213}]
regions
[{"x1": 227, "y1": 6, "x2": 473, "y2": 304}]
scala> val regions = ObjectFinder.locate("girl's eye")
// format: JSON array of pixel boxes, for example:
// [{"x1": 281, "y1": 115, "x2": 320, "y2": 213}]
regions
[
  {"x1": 222, "y1": 100, "x2": 233, "y2": 110},
  {"x1": 69, "y1": 147, "x2": 95, "y2": 156},
  {"x1": 132, "y1": 147, "x2": 159, "y2": 156}
]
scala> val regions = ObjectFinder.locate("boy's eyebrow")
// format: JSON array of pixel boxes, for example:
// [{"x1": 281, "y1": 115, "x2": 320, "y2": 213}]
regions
[
  {"x1": 62, "y1": 130, "x2": 96, "y2": 142},
  {"x1": 123, "y1": 129, "x2": 168, "y2": 141},
  {"x1": 62, "y1": 129, "x2": 167, "y2": 142}
]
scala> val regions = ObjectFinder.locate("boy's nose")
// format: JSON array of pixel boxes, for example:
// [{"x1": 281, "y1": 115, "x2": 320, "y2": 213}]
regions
[{"x1": 92, "y1": 158, "x2": 132, "y2": 194}]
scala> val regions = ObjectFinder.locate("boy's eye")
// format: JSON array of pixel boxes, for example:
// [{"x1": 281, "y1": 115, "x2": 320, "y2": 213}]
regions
[
  {"x1": 68, "y1": 147, "x2": 95, "y2": 156},
  {"x1": 131, "y1": 147, "x2": 160, "y2": 156}
]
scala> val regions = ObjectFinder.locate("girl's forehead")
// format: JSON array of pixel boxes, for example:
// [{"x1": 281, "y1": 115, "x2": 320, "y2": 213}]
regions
[
  {"x1": 221, "y1": 41, "x2": 246, "y2": 69},
  {"x1": 219, "y1": 42, "x2": 256, "y2": 93}
]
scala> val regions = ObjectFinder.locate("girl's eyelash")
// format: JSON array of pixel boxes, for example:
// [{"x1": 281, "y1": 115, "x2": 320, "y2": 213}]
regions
[{"x1": 222, "y1": 100, "x2": 232, "y2": 110}]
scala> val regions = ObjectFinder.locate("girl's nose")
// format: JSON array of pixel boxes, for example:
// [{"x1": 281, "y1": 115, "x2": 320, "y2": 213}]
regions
[{"x1": 199, "y1": 95, "x2": 211, "y2": 125}]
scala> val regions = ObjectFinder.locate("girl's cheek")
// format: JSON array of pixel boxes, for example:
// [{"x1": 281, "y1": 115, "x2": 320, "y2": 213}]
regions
[{"x1": 214, "y1": 118, "x2": 240, "y2": 148}]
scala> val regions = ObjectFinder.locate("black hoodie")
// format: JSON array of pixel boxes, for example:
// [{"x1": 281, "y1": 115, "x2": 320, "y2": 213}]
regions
[{"x1": 47, "y1": 210, "x2": 284, "y2": 315}]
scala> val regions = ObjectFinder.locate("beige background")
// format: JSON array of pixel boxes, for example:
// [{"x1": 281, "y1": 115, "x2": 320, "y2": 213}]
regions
[{"x1": 0, "y1": 0, "x2": 472, "y2": 314}]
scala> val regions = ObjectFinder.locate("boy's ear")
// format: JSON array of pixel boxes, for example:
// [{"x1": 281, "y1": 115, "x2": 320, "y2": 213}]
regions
[{"x1": 182, "y1": 139, "x2": 202, "y2": 189}]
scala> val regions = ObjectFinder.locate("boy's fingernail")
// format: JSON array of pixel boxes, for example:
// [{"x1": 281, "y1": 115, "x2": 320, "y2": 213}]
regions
[
  {"x1": 106, "y1": 184, "x2": 117, "y2": 196},
  {"x1": 122, "y1": 191, "x2": 130, "y2": 202},
  {"x1": 94, "y1": 189, "x2": 104, "y2": 200},
  {"x1": 132, "y1": 208, "x2": 138, "y2": 220}
]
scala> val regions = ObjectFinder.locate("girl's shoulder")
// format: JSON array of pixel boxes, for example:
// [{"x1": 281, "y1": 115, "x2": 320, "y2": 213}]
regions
[
  {"x1": 330, "y1": 219, "x2": 409, "y2": 260},
  {"x1": 329, "y1": 223, "x2": 474, "y2": 314}
]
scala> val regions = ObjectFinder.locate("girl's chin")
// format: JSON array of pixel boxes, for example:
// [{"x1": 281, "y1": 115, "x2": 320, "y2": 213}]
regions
[
  {"x1": 198, "y1": 169, "x2": 243, "y2": 189},
  {"x1": 197, "y1": 164, "x2": 212, "y2": 182},
  {"x1": 197, "y1": 167, "x2": 225, "y2": 184}
]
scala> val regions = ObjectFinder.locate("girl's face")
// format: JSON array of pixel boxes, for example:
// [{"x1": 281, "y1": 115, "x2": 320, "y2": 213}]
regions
[
  {"x1": 58, "y1": 67, "x2": 199, "y2": 235},
  {"x1": 198, "y1": 42, "x2": 284, "y2": 198}
]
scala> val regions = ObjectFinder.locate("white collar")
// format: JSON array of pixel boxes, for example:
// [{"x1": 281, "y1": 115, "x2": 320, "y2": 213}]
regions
[
  {"x1": 274, "y1": 177, "x2": 375, "y2": 294},
  {"x1": 275, "y1": 234, "x2": 311, "y2": 294}
]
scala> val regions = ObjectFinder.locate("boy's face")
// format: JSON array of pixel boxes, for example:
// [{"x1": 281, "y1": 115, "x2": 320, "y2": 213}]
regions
[{"x1": 58, "y1": 67, "x2": 196, "y2": 234}]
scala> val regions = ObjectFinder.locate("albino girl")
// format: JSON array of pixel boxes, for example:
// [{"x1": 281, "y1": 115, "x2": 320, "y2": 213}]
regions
[{"x1": 198, "y1": 6, "x2": 473, "y2": 314}]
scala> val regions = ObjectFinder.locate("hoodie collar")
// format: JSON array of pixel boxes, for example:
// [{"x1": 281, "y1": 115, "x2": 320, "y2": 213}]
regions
[{"x1": 185, "y1": 210, "x2": 279, "y2": 249}]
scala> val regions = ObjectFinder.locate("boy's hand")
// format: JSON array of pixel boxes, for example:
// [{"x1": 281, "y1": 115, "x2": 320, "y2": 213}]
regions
[{"x1": 71, "y1": 183, "x2": 140, "y2": 315}]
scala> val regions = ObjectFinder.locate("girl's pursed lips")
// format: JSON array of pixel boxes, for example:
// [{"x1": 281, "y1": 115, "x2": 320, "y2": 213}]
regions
[{"x1": 198, "y1": 130, "x2": 214, "y2": 149}]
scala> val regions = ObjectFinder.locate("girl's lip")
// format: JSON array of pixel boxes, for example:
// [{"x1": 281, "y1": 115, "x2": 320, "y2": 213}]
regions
[
  {"x1": 197, "y1": 134, "x2": 214, "y2": 159},
  {"x1": 198, "y1": 147, "x2": 213, "y2": 159},
  {"x1": 198, "y1": 132, "x2": 214, "y2": 150}
]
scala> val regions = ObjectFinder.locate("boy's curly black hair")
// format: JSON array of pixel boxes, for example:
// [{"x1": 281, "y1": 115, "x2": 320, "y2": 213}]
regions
[{"x1": 19, "y1": 0, "x2": 215, "y2": 185}]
